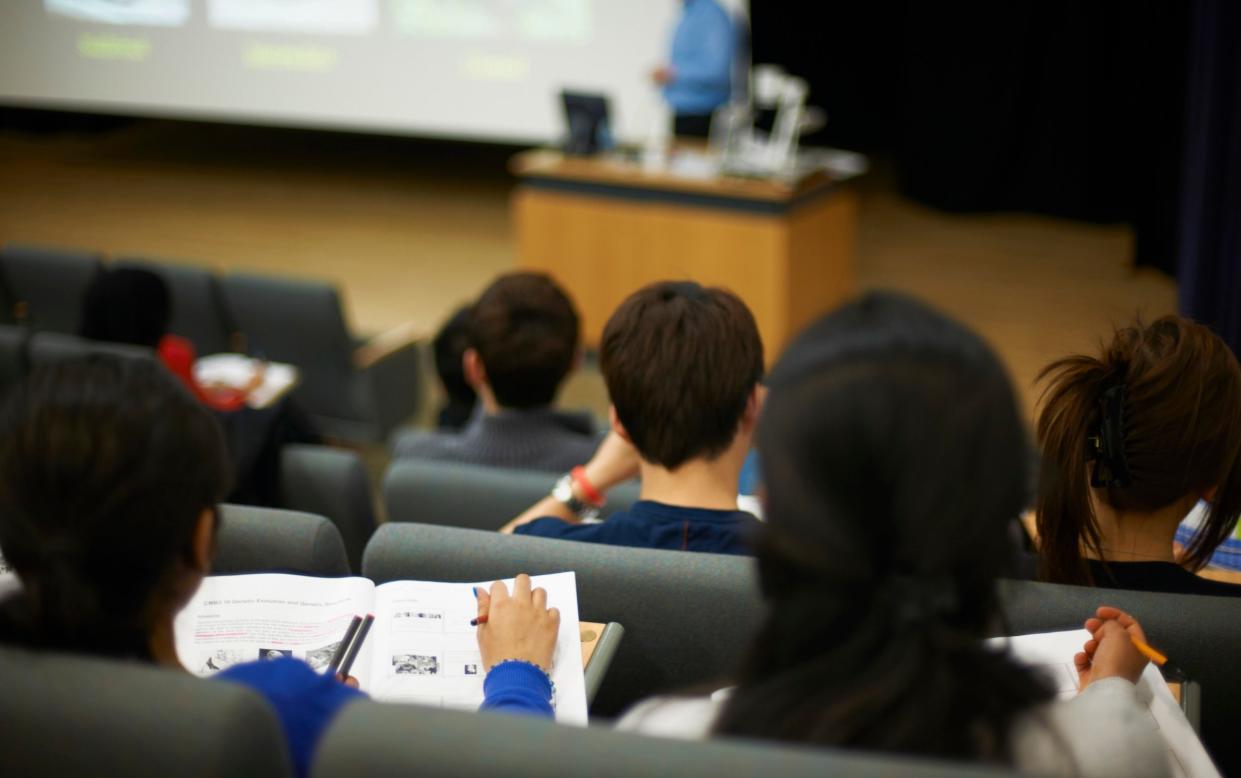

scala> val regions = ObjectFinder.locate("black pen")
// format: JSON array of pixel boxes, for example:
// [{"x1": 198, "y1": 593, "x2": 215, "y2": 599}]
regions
[
  {"x1": 338, "y1": 614, "x2": 375, "y2": 678},
  {"x1": 325, "y1": 615, "x2": 363, "y2": 675}
]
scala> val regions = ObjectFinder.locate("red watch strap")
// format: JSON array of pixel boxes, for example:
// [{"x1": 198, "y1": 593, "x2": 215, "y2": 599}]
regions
[{"x1": 570, "y1": 466, "x2": 606, "y2": 507}]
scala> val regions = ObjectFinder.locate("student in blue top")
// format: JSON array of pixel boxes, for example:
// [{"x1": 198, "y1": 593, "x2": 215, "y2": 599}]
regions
[
  {"x1": 652, "y1": 0, "x2": 738, "y2": 138},
  {"x1": 503, "y1": 281, "x2": 764, "y2": 554},
  {"x1": 0, "y1": 357, "x2": 560, "y2": 778}
]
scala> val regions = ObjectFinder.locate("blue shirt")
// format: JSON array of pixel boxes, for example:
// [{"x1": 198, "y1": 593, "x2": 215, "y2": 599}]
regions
[
  {"x1": 215, "y1": 657, "x2": 553, "y2": 777},
  {"x1": 665, "y1": 0, "x2": 736, "y2": 115},
  {"x1": 515, "y1": 499, "x2": 758, "y2": 555}
]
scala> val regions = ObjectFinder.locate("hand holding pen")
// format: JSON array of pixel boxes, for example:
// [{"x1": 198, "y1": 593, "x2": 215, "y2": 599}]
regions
[
  {"x1": 1075, "y1": 606, "x2": 1177, "y2": 689},
  {"x1": 472, "y1": 574, "x2": 560, "y2": 673}
]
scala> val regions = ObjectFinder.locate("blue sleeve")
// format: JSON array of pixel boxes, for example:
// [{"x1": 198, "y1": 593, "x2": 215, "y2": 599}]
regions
[
  {"x1": 480, "y1": 660, "x2": 555, "y2": 717},
  {"x1": 214, "y1": 658, "x2": 364, "y2": 778},
  {"x1": 670, "y1": 7, "x2": 735, "y2": 90}
]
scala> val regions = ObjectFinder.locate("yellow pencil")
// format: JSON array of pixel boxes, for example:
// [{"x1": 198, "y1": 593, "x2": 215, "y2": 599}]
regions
[{"x1": 1131, "y1": 636, "x2": 1168, "y2": 666}]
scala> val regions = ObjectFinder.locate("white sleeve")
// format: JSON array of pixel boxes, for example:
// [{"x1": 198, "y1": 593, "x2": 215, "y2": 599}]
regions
[
  {"x1": 615, "y1": 695, "x2": 721, "y2": 740},
  {"x1": 1012, "y1": 678, "x2": 1173, "y2": 777}
]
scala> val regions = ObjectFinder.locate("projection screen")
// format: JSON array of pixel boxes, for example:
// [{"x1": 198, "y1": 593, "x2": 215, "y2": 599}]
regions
[{"x1": 0, "y1": 0, "x2": 748, "y2": 144}]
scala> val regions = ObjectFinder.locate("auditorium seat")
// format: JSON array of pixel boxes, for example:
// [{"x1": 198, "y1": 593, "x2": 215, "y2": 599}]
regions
[
  {"x1": 998, "y1": 579, "x2": 1241, "y2": 776},
  {"x1": 362, "y1": 522, "x2": 1241, "y2": 772},
  {"x1": 0, "y1": 324, "x2": 27, "y2": 396},
  {"x1": 27, "y1": 331, "x2": 157, "y2": 368},
  {"x1": 311, "y1": 702, "x2": 1017, "y2": 778},
  {"x1": 0, "y1": 243, "x2": 103, "y2": 334},
  {"x1": 219, "y1": 272, "x2": 422, "y2": 443},
  {"x1": 361, "y1": 522, "x2": 762, "y2": 717},
  {"x1": 216, "y1": 504, "x2": 350, "y2": 577},
  {"x1": 0, "y1": 644, "x2": 292, "y2": 778},
  {"x1": 280, "y1": 444, "x2": 377, "y2": 574},
  {"x1": 114, "y1": 257, "x2": 235, "y2": 355},
  {"x1": 382, "y1": 459, "x2": 640, "y2": 531}
]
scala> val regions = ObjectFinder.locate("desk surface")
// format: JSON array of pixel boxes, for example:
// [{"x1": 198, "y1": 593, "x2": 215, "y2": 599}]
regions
[{"x1": 511, "y1": 149, "x2": 836, "y2": 204}]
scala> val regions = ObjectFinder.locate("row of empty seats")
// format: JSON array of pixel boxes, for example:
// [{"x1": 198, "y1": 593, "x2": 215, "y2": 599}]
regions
[{"x1": 0, "y1": 243, "x2": 422, "y2": 441}]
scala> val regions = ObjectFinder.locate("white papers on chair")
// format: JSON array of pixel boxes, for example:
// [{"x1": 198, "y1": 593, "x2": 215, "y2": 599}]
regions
[
  {"x1": 174, "y1": 571, "x2": 587, "y2": 724},
  {"x1": 989, "y1": 629, "x2": 1219, "y2": 778},
  {"x1": 0, "y1": 551, "x2": 20, "y2": 599},
  {"x1": 193, "y1": 353, "x2": 299, "y2": 409}
]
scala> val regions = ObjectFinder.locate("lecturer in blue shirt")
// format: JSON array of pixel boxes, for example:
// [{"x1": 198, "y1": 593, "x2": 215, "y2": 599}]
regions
[{"x1": 652, "y1": 0, "x2": 737, "y2": 138}]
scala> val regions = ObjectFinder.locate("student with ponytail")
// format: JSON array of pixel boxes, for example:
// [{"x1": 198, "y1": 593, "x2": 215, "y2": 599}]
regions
[
  {"x1": 1035, "y1": 316, "x2": 1241, "y2": 596},
  {"x1": 619, "y1": 293, "x2": 1189, "y2": 775},
  {"x1": 0, "y1": 358, "x2": 559, "y2": 778}
]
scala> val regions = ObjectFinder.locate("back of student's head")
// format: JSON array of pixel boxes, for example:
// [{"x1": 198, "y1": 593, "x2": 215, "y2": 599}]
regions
[
  {"x1": 715, "y1": 291, "x2": 1051, "y2": 761},
  {"x1": 1035, "y1": 315, "x2": 1241, "y2": 584},
  {"x1": 433, "y1": 304, "x2": 477, "y2": 426},
  {"x1": 467, "y1": 272, "x2": 579, "y2": 409},
  {"x1": 0, "y1": 357, "x2": 230, "y2": 658},
  {"x1": 601, "y1": 281, "x2": 763, "y2": 469},
  {"x1": 79, "y1": 267, "x2": 172, "y2": 348}
]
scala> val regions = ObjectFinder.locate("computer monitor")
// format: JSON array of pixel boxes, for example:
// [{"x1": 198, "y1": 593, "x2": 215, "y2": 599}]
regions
[{"x1": 560, "y1": 91, "x2": 612, "y2": 156}]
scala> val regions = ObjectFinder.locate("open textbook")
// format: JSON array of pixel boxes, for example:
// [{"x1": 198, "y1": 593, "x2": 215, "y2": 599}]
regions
[
  {"x1": 990, "y1": 630, "x2": 1218, "y2": 778},
  {"x1": 174, "y1": 571, "x2": 587, "y2": 724}
]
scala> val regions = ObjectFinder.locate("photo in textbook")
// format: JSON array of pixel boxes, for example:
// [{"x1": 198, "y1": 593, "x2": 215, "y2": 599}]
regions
[{"x1": 173, "y1": 571, "x2": 588, "y2": 724}]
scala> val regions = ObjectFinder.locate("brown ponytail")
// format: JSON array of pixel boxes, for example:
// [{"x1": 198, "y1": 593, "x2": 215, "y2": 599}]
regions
[{"x1": 1035, "y1": 316, "x2": 1241, "y2": 584}]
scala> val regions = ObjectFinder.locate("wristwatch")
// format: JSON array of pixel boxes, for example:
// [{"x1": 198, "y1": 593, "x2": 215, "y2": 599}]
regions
[{"x1": 551, "y1": 474, "x2": 601, "y2": 522}]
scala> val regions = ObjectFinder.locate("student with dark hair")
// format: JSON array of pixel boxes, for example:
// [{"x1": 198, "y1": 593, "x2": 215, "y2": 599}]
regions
[
  {"x1": 394, "y1": 272, "x2": 598, "y2": 472},
  {"x1": 430, "y1": 304, "x2": 478, "y2": 431},
  {"x1": 80, "y1": 267, "x2": 222, "y2": 408},
  {"x1": 79, "y1": 267, "x2": 319, "y2": 507},
  {"x1": 618, "y1": 293, "x2": 1189, "y2": 775},
  {"x1": 502, "y1": 280, "x2": 763, "y2": 554},
  {"x1": 1035, "y1": 315, "x2": 1241, "y2": 596},
  {"x1": 0, "y1": 358, "x2": 561, "y2": 777}
]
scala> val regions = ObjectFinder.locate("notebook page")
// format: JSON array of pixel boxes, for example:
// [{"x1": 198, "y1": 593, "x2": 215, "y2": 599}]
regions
[
  {"x1": 369, "y1": 571, "x2": 587, "y2": 724},
  {"x1": 174, "y1": 573, "x2": 377, "y2": 686}
]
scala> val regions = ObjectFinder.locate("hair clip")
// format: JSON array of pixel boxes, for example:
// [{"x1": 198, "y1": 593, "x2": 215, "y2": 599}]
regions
[{"x1": 1089, "y1": 384, "x2": 1131, "y2": 488}]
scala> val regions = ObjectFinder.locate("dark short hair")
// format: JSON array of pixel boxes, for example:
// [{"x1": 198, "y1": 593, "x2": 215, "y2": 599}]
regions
[
  {"x1": 600, "y1": 281, "x2": 763, "y2": 468},
  {"x1": 467, "y1": 272, "x2": 580, "y2": 409},
  {"x1": 80, "y1": 268, "x2": 172, "y2": 348},
  {"x1": 433, "y1": 304, "x2": 477, "y2": 407}
]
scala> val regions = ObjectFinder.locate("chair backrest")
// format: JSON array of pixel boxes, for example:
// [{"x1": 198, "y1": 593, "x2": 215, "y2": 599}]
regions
[
  {"x1": 362, "y1": 522, "x2": 762, "y2": 716},
  {"x1": 216, "y1": 504, "x2": 350, "y2": 577},
  {"x1": 0, "y1": 323, "x2": 28, "y2": 397},
  {"x1": 280, "y1": 444, "x2": 376, "y2": 574},
  {"x1": 0, "y1": 643, "x2": 292, "y2": 778},
  {"x1": 114, "y1": 258, "x2": 234, "y2": 355},
  {"x1": 312, "y1": 701, "x2": 1016, "y2": 778},
  {"x1": 27, "y1": 331, "x2": 157, "y2": 368},
  {"x1": 219, "y1": 272, "x2": 354, "y2": 418},
  {"x1": 383, "y1": 459, "x2": 640, "y2": 531},
  {"x1": 0, "y1": 243, "x2": 103, "y2": 334},
  {"x1": 997, "y1": 579, "x2": 1241, "y2": 776}
]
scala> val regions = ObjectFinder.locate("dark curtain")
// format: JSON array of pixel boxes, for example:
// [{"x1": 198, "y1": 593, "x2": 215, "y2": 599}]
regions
[
  {"x1": 1176, "y1": 0, "x2": 1241, "y2": 356},
  {"x1": 751, "y1": 2, "x2": 1190, "y2": 273}
]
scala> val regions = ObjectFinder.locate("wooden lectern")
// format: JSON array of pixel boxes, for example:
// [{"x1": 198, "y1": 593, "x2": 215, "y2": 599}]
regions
[{"x1": 510, "y1": 149, "x2": 859, "y2": 362}]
